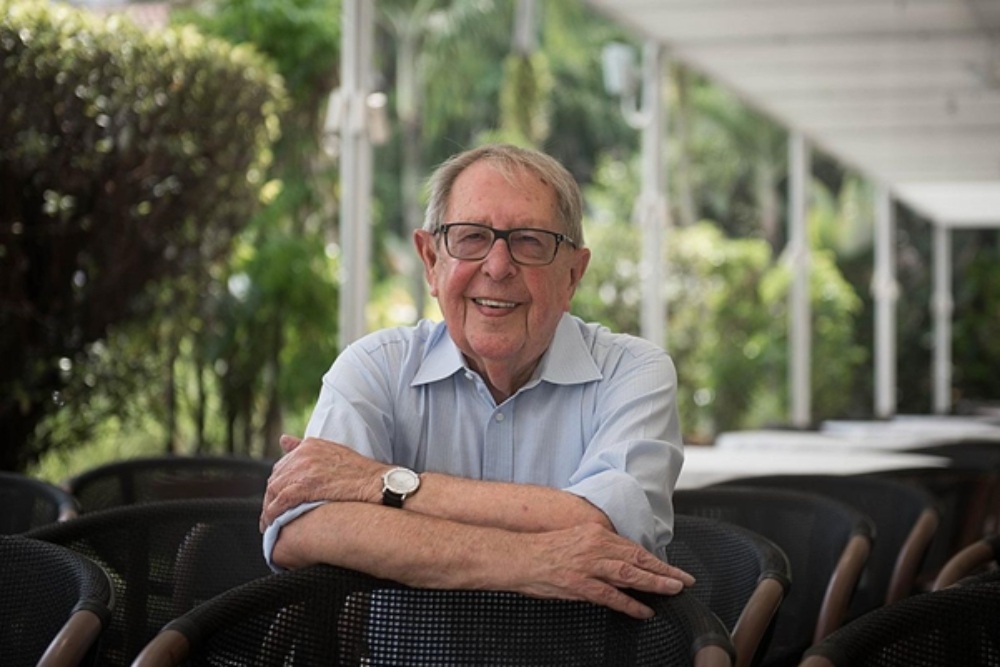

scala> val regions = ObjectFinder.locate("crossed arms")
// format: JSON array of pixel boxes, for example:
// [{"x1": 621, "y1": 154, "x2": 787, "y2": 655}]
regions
[{"x1": 261, "y1": 435, "x2": 693, "y2": 619}]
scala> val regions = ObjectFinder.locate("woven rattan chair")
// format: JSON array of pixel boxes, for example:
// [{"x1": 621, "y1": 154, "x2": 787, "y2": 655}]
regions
[
  {"x1": 25, "y1": 498, "x2": 271, "y2": 667},
  {"x1": 0, "y1": 470, "x2": 79, "y2": 534},
  {"x1": 799, "y1": 569, "x2": 1000, "y2": 667},
  {"x1": 0, "y1": 534, "x2": 114, "y2": 667},
  {"x1": 932, "y1": 532, "x2": 1000, "y2": 589},
  {"x1": 716, "y1": 474, "x2": 939, "y2": 612},
  {"x1": 132, "y1": 563, "x2": 736, "y2": 667},
  {"x1": 666, "y1": 514, "x2": 791, "y2": 667},
  {"x1": 675, "y1": 487, "x2": 874, "y2": 667},
  {"x1": 64, "y1": 455, "x2": 273, "y2": 513},
  {"x1": 864, "y1": 467, "x2": 996, "y2": 586}
]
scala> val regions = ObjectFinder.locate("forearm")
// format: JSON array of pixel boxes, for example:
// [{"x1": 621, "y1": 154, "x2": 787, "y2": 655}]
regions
[
  {"x1": 261, "y1": 436, "x2": 614, "y2": 536},
  {"x1": 270, "y1": 500, "x2": 694, "y2": 619},
  {"x1": 405, "y1": 472, "x2": 614, "y2": 533},
  {"x1": 272, "y1": 500, "x2": 530, "y2": 591}
]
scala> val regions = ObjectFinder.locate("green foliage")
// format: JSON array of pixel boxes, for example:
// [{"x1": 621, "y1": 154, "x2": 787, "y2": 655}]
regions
[
  {"x1": 155, "y1": 0, "x2": 342, "y2": 460},
  {"x1": 497, "y1": 51, "x2": 553, "y2": 146},
  {"x1": 173, "y1": 0, "x2": 339, "y2": 99},
  {"x1": 756, "y1": 249, "x2": 867, "y2": 426},
  {"x1": 575, "y1": 156, "x2": 865, "y2": 441},
  {"x1": 0, "y1": 0, "x2": 284, "y2": 471},
  {"x1": 949, "y1": 232, "x2": 1000, "y2": 406}
]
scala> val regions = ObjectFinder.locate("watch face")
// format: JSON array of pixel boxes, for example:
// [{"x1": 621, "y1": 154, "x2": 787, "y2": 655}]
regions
[{"x1": 385, "y1": 467, "x2": 420, "y2": 494}]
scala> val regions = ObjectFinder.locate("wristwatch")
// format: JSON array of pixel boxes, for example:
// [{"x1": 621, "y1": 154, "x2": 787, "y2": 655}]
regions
[{"x1": 382, "y1": 467, "x2": 421, "y2": 508}]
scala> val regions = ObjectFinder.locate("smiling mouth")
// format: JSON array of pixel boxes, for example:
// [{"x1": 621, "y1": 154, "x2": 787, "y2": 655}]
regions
[{"x1": 473, "y1": 297, "x2": 518, "y2": 309}]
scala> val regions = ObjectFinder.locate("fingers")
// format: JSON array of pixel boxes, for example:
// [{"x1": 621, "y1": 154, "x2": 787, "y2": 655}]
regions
[
  {"x1": 279, "y1": 433, "x2": 302, "y2": 453},
  {"x1": 260, "y1": 435, "x2": 386, "y2": 532},
  {"x1": 516, "y1": 525, "x2": 695, "y2": 620},
  {"x1": 626, "y1": 546, "x2": 696, "y2": 588}
]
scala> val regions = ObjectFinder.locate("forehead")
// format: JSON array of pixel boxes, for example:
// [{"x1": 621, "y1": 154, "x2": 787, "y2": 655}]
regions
[{"x1": 446, "y1": 161, "x2": 559, "y2": 225}]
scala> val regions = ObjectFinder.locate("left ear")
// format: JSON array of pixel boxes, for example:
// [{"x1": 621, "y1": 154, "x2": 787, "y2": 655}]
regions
[{"x1": 563, "y1": 247, "x2": 591, "y2": 309}]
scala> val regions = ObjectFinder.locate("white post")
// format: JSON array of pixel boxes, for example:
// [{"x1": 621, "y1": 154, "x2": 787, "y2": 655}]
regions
[
  {"x1": 932, "y1": 224, "x2": 953, "y2": 414},
  {"x1": 637, "y1": 40, "x2": 669, "y2": 349},
  {"x1": 338, "y1": 0, "x2": 375, "y2": 350},
  {"x1": 872, "y1": 186, "x2": 898, "y2": 418},
  {"x1": 788, "y1": 132, "x2": 811, "y2": 428}
]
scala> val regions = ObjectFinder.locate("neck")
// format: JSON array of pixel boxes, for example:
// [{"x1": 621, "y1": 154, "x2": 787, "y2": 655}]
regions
[{"x1": 468, "y1": 358, "x2": 539, "y2": 404}]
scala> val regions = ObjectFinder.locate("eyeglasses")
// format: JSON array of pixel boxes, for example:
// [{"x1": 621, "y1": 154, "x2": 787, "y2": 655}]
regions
[{"x1": 435, "y1": 223, "x2": 577, "y2": 266}]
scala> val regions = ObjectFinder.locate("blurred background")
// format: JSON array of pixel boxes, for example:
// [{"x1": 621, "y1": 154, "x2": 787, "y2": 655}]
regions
[{"x1": 2, "y1": 0, "x2": 998, "y2": 481}]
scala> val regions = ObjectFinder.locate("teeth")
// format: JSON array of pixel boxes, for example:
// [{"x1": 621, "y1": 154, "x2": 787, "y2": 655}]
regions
[{"x1": 474, "y1": 298, "x2": 517, "y2": 308}]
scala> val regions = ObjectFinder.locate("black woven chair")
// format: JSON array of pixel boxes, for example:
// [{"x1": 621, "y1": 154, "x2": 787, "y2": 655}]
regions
[
  {"x1": 666, "y1": 514, "x2": 791, "y2": 667},
  {"x1": 864, "y1": 467, "x2": 996, "y2": 586},
  {"x1": 132, "y1": 563, "x2": 736, "y2": 667},
  {"x1": 675, "y1": 487, "x2": 875, "y2": 667},
  {"x1": 799, "y1": 569, "x2": 1000, "y2": 667},
  {"x1": 25, "y1": 498, "x2": 272, "y2": 667},
  {"x1": 715, "y1": 474, "x2": 939, "y2": 612},
  {"x1": 0, "y1": 534, "x2": 114, "y2": 667},
  {"x1": 64, "y1": 455, "x2": 273, "y2": 513},
  {"x1": 932, "y1": 532, "x2": 1000, "y2": 589},
  {"x1": 903, "y1": 439, "x2": 1000, "y2": 535},
  {"x1": 1, "y1": 470, "x2": 79, "y2": 534}
]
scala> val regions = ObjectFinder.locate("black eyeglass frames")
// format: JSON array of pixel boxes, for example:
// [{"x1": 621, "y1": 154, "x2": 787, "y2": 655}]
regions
[{"x1": 434, "y1": 222, "x2": 577, "y2": 266}]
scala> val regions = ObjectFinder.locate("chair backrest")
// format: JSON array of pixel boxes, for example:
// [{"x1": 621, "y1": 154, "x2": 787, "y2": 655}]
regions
[
  {"x1": 906, "y1": 437, "x2": 1000, "y2": 471},
  {"x1": 0, "y1": 534, "x2": 114, "y2": 667},
  {"x1": 715, "y1": 474, "x2": 939, "y2": 611},
  {"x1": 674, "y1": 487, "x2": 874, "y2": 667},
  {"x1": 0, "y1": 470, "x2": 79, "y2": 534},
  {"x1": 666, "y1": 514, "x2": 791, "y2": 667},
  {"x1": 133, "y1": 563, "x2": 736, "y2": 667},
  {"x1": 25, "y1": 498, "x2": 272, "y2": 667},
  {"x1": 932, "y1": 532, "x2": 1000, "y2": 590},
  {"x1": 799, "y1": 569, "x2": 1000, "y2": 667},
  {"x1": 64, "y1": 455, "x2": 273, "y2": 513},
  {"x1": 864, "y1": 466, "x2": 997, "y2": 586}
]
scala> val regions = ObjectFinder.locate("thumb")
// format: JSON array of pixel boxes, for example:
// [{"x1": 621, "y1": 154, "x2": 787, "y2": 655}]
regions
[{"x1": 279, "y1": 433, "x2": 302, "y2": 454}]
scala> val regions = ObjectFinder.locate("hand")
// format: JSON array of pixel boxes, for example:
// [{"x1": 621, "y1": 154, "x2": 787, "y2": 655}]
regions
[
  {"x1": 260, "y1": 435, "x2": 388, "y2": 531},
  {"x1": 512, "y1": 523, "x2": 695, "y2": 620}
]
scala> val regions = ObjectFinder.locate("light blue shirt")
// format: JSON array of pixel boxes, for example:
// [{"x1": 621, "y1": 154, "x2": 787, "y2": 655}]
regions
[{"x1": 263, "y1": 313, "x2": 683, "y2": 566}]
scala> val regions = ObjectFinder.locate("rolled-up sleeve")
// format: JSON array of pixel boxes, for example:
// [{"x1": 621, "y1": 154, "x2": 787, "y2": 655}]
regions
[{"x1": 564, "y1": 343, "x2": 683, "y2": 558}]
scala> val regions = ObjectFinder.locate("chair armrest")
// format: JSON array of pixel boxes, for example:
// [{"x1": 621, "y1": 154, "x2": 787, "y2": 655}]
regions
[
  {"x1": 815, "y1": 534, "x2": 871, "y2": 643},
  {"x1": 932, "y1": 535, "x2": 1000, "y2": 590},
  {"x1": 695, "y1": 643, "x2": 736, "y2": 667},
  {"x1": 130, "y1": 629, "x2": 192, "y2": 667},
  {"x1": 731, "y1": 577, "x2": 787, "y2": 667},
  {"x1": 37, "y1": 609, "x2": 104, "y2": 667},
  {"x1": 887, "y1": 508, "x2": 939, "y2": 603}
]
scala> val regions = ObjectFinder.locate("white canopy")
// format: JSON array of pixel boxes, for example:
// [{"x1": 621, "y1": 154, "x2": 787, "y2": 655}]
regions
[
  {"x1": 585, "y1": 0, "x2": 1000, "y2": 419},
  {"x1": 585, "y1": 0, "x2": 1000, "y2": 227}
]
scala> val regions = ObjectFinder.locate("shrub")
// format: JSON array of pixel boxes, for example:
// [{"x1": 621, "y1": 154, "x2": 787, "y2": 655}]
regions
[{"x1": 0, "y1": 0, "x2": 285, "y2": 470}]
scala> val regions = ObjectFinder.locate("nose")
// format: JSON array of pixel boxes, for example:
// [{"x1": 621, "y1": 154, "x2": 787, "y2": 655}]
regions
[{"x1": 480, "y1": 237, "x2": 517, "y2": 279}]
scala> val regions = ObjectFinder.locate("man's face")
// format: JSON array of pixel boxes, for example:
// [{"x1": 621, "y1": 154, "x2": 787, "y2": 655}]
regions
[{"x1": 414, "y1": 160, "x2": 590, "y2": 389}]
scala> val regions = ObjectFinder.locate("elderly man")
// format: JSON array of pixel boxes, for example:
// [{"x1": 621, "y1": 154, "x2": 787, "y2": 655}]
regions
[{"x1": 261, "y1": 144, "x2": 689, "y2": 620}]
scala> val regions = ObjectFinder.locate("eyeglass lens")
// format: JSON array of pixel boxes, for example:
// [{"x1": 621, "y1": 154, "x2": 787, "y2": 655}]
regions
[{"x1": 445, "y1": 224, "x2": 561, "y2": 265}]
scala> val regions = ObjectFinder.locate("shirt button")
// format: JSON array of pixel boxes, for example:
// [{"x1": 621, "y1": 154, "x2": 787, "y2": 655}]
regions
[
  {"x1": 495, "y1": 413, "x2": 505, "y2": 422},
  {"x1": 464, "y1": 372, "x2": 474, "y2": 380}
]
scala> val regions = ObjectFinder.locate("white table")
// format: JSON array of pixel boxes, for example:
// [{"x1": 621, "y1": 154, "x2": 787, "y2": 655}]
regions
[
  {"x1": 676, "y1": 445, "x2": 950, "y2": 489},
  {"x1": 821, "y1": 418, "x2": 1000, "y2": 444},
  {"x1": 715, "y1": 420, "x2": 1000, "y2": 454}
]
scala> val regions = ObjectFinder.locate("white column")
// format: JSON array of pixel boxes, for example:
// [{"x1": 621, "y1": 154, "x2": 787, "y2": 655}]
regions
[
  {"x1": 788, "y1": 132, "x2": 811, "y2": 428},
  {"x1": 637, "y1": 40, "x2": 669, "y2": 349},
  {"x1": 932, "y1": 224, "x2": 953, "y2": 414},
  {"x1": 872, "y1": 186, "x2": 898, "y2": 418},
  {"x1": 338, "y1": 0, "x2": 375, "y2": 350}
]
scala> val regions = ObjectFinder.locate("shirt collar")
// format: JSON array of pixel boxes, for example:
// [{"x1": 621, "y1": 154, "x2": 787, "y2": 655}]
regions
[
  {"x1": 535, "y1": 313, "x2": 603, "y2": 385},
  {"x1": 411, "y1": 313, "x2": 603, "y2": 388}
]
